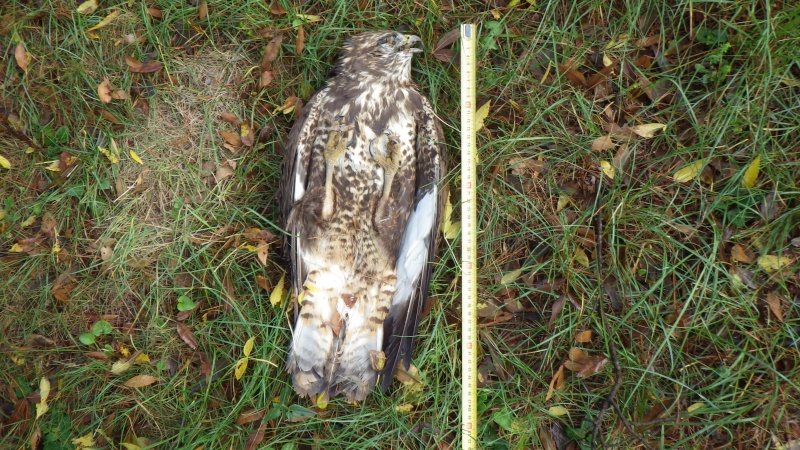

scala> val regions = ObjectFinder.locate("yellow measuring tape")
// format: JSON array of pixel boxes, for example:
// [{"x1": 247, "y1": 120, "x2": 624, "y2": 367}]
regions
[{"x1": 460, "y1": 23, "x2": 478, "y2": 450}]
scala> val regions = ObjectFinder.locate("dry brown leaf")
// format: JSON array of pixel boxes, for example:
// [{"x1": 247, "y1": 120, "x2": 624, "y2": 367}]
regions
[
  {"x1": 241, "y1": 123, "x2": 255, "y2": 147},
  {"x1": 564, "y1": 347, "x2": 609, "y2": 378},
  {"x1": 221, "y1": 112, "x2": 241, "y2": 126},
  {"x1": 245, "y1": 423, "x2": 268, "y2": 450},
  {"x1": 256, "y1": 241, "x2": 269, "y2": 266},
  {"x1": 220, "y1": 130, "x2": 243, "y2": 147},
  {"x1": 545, "y1": 364, "x2": 565, "y2": 401},
  {"x1": 123, "y1": 374, "x2": 158, "y2": 388},
  {"x1": 52, "y1": 268, "x2": 77, "y2": 303},
  {"x1": 575, "y1": 330, "x2": 592, "y2": 343},
  {"x1": 15, "y1": 42, "x2": 28, "y2": 72},
  {"x1": 731, "y1": 244, "x2": 753, "y2": 263},
  {"x1": 273, "y1": 96, "x2": 298, "y2": 115},
  {"x1": 766, "y1": 292, "x2": 783, "y2": 322},
  {"x1": 111, "y1": 89, "x2": 128, "y2": 100},
  {"x1": 261, "y1": 35, "x2": 283, "y2": 71},
  {"x1": 147, "y1": 6, "x2": 163, "y2": 18},
  {"x1": 260, "y1": 70, "x2": 275, "y2": 88},
  {"x1": 236, "y1": 408, "x2": 266, "y2": 426},
  {"x1": 216, "y1": 160, "x2": 236, "y2": 181},
  {"x1": 558, "y1": 63, "x2": 586, "y2": 87},
  {"x1": 86, "y1": 351, "x2": 108, "y2": 360},
  {"x1": 591, "y1": 135, "x2": 614, "y2": 152},
  {"x1": 98, "y1": 78, "x2": 113, "y2": 103},
  {"x1": 125, "y1": 55, "x2": 164, "y2": 73},
  {"x1": 255, "y1": 275, "x2": 271, "y2": 291},
  {"x1": 176, "y1": 322, "x2": 198, "y2": 349},
  {"x1": 198, "y1": 0, "x2": 208, "y2": 20},
  {"x1": 296, "y1": 26, "x2": 305, "y2": 55},
  {"x1": 433, "y1": 28, "x2": 460, "y2": 62},
  {"x1": 269, "y1": 1, "x2": 287, "y2": 15}
]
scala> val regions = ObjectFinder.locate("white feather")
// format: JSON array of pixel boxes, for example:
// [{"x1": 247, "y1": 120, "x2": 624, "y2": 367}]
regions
[{"x1": 393, "y1": 188, "x2": 436, "y2": 306}]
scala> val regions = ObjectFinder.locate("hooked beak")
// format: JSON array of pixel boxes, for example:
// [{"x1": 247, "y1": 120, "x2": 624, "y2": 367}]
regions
[{"x1": 400, "y1": 34, "x2": 423, "y2": 53}]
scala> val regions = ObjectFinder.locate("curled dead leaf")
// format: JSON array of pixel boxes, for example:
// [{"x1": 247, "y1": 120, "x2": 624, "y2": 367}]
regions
[
  {"x1": 261, "y1": 35, "x2": 283, "y2": 71},
  {"x1": 296, "y1": 26, "x2": 305, "y2": 55},
  {"x1": 15, "y1": 42, "x2": 28, "y2": 72},
  {"x1": 125, "y1": 55, "x2": 164, "y2": 73},
  {"x1": 176, "y1": 322, "x2": 198, "y2": 349},
  {"x1": 236, "y1": 408, "x2": 266, "y2": 426},
  {"x1": 98, "y1": 78, "x2": 113, "y2": 103},
  {"x1": 433, "y1": 28, "x2": 460, "y2": 62}
]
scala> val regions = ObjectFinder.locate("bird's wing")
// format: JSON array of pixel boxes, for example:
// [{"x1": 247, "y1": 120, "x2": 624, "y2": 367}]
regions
[
  {"x1": 381, "y1": 95, "x2": 445, "y2": 392},
  {"x1": 279, "y1": 89, "x2": 326, "y2": 303}
]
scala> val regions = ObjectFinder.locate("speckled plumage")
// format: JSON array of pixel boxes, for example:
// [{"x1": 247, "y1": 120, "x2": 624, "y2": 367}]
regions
[{"x1": 279, "y1": 31, "x2": 445, "y2": 402}]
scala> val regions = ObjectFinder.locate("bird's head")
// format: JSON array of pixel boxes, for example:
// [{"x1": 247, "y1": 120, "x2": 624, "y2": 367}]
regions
[{"x1": 336, "y1": 31, "x2": 422, "y2": 83}]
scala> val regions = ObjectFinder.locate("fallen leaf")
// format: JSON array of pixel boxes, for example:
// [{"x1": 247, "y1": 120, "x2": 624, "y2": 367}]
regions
[
  {"x1": 176, "y1": 322, "x2": 198, "y2": 349},
  {"x1": 15, "y1": 42, "x2": 28, "y2": 72},
  {"x1": 475, "y1": 100, "x2": 491, "y2": 132},
  {"x1": 256, "y1": 240, "x2": 268, "y2": 266},
  {"x1": 433, "y1": 28, "x2": 460, "y2": 62},
  {"x1": 244, "y1": 423, "x2": 267, "y2": 450},
  {"x1": 600, "y1": 160, "x2": 615, "y2": 179},
  {"x1": 766, "y1": 292, "x2": 783, "y2": 322},
  {"x1": 221, "y1": 112, "x2": 241, "y2": 126},
  {"x1": 198, "y1": 0, "x2": 208, "y2": 20},
  {"x1": 261, "y1": 35, "x2": 283, "y2": 70},
  {"x1": 71, "y1": 433, "x2": 95, "y2": 449},
  {"x1": 395, "y1": 403, "x2": 414, "y2": 413},
  {"x1": 548, "y1": 405, "x2": 569, "y2": 417},
  {"x1": 86, "y1": 10, "x2": 120, "y2": 32},
  {"x1": 76, "y1": 0, "x2": 98, "y2": 14},
  {"x1": 757, "y1": 255, "x2": 791, "y2": 273},
  {"x1": 270, "y1": 273, "x2": 285, "y2": 307},
  {"x1": 272, "y1": 96, "x2": 298, "y2": 115},
  {"x1": 269, "y1": 1, "x2": 287, "y2": 15},
  {"x1": 558, "y1": 62, "x2": 586, "y2": 87},
  {"x1": 687, "y1": 402, "x2": 705, "y2": 413},
  {"x1": 0, "y1": 154, "x2": 11, "y2": 169},
  {"x1": 216, "y1": 159, "x2": 236, "y2": 181},
  {"x1": 295, "y1": 14, "x2": 322, "y2": 23},
  {"x1": 296, "y1": 26, "x2": 305, "y2": 54},
  {"x1": 220, "y1": 130, "x2": 243, "y2": 148},
  {"x1": 442, "y1": 192, "x2": 461, "y2": 240},
  {"x1": 556, "y1": 194, "x2": 569, "y2": 212},
  {"x1": 52, "y1": 268, "x2": 77, "y2": 303},
  {"x1": 591, "y1": 135, "x2": 614, "y2": 151},
  {"x1": 630, "y1": 123, "x2": 666, "y2": 138},
  {"x1": 575, "y1": 330, "x2": 592, "y2": 343},
  {"x1": 147, "y1": 6, "x2": 163, "y2": 18},
  {"x1": 730, "y1": 244, "x2": 753, "y2": 263},
  {"x1": 234, "y1": 358, "x2": 249, "y2": 380},
  {"x1": 255, "y1": 275, "x2": 270, "y2": 291},
  {"x1": 236, "y1": 408, "x2": 266, "y2": 426},
  {"x1": 501, "y1": 268, "x2": 523, "y2": 285},
  {"x1": 134, "y1": 353, "x2": 150, "y2": 364},
  {"x1": 241, "y1": 123, "x2": 255, "y2": 147},
  {"x1": 243, "y1": 337, "x2": 255, "y2": 357},
  {"x1": 260, "y1": 70, "x2": 275, "y2": 88},
  {"x1": 545, "y1": 364, "x2": 565, "y2": 401},
  {"x1": 741, "y1": 155, "x2": 761, "y2": 188},
  {"x1": 673, "y1": 160, "x2": 705, "y2": 183},
  {"x1": 125, "y1": 55, "x2": 164, "y2": 73},
  {"x1": 564, "y1": 347, "x2": 608, "y2": 378},
  {"x1": 35, "y1": 378, "x2": 50, "y2": 419},
  {"x1": 129, "y1": 150, "x2": 143, "y2": 165},
  {"x1": 124, "y1": 374, "x2": 158, "y2": 388},
  {"x1": 98, "y1": 146, "x2": 119, "y2": 164}
]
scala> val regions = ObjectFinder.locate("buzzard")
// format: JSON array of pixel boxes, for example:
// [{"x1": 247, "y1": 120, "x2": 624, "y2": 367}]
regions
[{"x1": 279, "y1": 31, "x2": 445, "y2": 402}]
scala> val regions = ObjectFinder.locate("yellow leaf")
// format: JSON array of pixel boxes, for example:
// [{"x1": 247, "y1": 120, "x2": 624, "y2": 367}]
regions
[
  {"x1": 134, "y1": 353, "x2": 150, "y2": 364},
  {"x1": 123, "y1": 374, "x2": 158, "y2": 388},
  {"x1": 548, "y1": 405, "x2": 569, "y2": 416},
  {"x1": 243, "y1": 336, "x2": 255, "y2": 357},
  {"x1": 757, "y1": 255, "x2": 791, "y2": 273},
  {"x1": 501, "y1": 268, "x2": 523, "y2": 285},
  {"x1": 556, "y1": 193, "x2": 569, "y2": 213},
  {"x1": 573, "y1": 247, "x2": 590, "y2": 268},
  {"x1": 395, "y1": 403, "x2": 414, "y2": 413},
  {"x1": 602, "y1": 53, "x2": 613, "y2": 67},
  {"x1": 234, "y1": 357, "x2": 248, "y2": 380},
  {"x1": 76, "y1": 0, "x2": 98, "y2": 14},
  {"x1": 21, "y1": 214, "x2": 36, "y2": 228},
  {"x1": 241, "y1": 244, "x2": 258, "y2": 252},
  {"x1": 442, "y1": 192, "x2": 461, "y2": 240},
  {"x1": 475, "y1": 100, "x2": 491, "y2": 132},
  {"x1": 46, "y1": 160, "x2": 61, "y2": 172},
  {"x1": 741, "y1": 155, "x2": 760, "y2": 188},
  {"x1": 0, "y1": 154, "x2": 10, "y2": 169},
  {"x1": 10, "y1": 244, "x2": 23, "y2": 252},
  {"x1": 121, "y1": 444, "x2": 142, "y2": 450},
  {"x1": 119, "y1": 345, "x2": 130, "y2": 358},
  {"x1": 98, "y1": 147, "x2": 119, "y2": 164},
  {"x1": 39, "y1": 378, "x2": 51, "y2": 403},
  {"x1": 630, "y1": 123, "x2": 666, "y2": 138},
  {"x1": 295, "y1": 14, "x2": 322, "y2": 22},
  {"x1": 111, "y1": 358, "x2": 133, "y2": 375},
  {"x1": 507, "y1": 0, "x2": 520, "y2": 6},
  {"x1": 36, "y1": 401, "x2": 49, "y2": 419},
  {"x1": 600, "y1": 160, "x2": 615, "y2": 179},
  {"x1": 71, "y1": 433, "x2": 95, "y2": 448},
  {"x1": 270, "y1": 274, "x2": 285, "y2": 307},
  {"x1": 129, "y1": 149, "x2": 143, "y2": 165},
  {"x1": 316, "y1": 392, "x2": 329, "y2": 409},
  {"x1": 673, "y1": 160, "x2": 705, "y2": 183},
  {"x1": 85, "y1": 10, "x2": 120, "y2": 32},
  {"x1": 687, "y1": 402, "x2": 705, "y2": 413}
]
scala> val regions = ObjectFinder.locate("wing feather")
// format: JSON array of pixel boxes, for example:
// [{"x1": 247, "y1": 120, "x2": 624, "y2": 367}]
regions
[{"x1": 380, "y1": 96, "x2": 445, "y2": 392}]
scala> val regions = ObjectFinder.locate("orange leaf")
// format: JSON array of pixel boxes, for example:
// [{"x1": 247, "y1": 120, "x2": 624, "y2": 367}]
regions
[{"x1": 15, "y1": 42, "x2": 28, "y2": 72}]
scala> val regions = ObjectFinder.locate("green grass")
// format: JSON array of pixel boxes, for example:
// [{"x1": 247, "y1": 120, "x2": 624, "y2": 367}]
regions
[{"x1": 2, "y1": 0, "x2": 799, "y2": 449}]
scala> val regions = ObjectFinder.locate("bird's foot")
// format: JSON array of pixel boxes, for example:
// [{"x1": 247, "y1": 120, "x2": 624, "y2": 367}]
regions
[{"x1": 371, "y1": 131, "x2": 402, "y2": 227}]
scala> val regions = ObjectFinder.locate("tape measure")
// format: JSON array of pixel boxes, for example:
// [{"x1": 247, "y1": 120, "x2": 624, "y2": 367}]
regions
[{"x1": 460, "y1": 23, "x2": 478, "y2": 450}]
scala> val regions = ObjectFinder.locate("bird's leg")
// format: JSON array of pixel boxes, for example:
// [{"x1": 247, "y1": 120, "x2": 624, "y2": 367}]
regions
[
  {"x1": 371, "y1": 134, "x2": 402, "y2": 227},
  {"x1": 321, "y1": 125, "x2": 350, "y2": 221}
]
